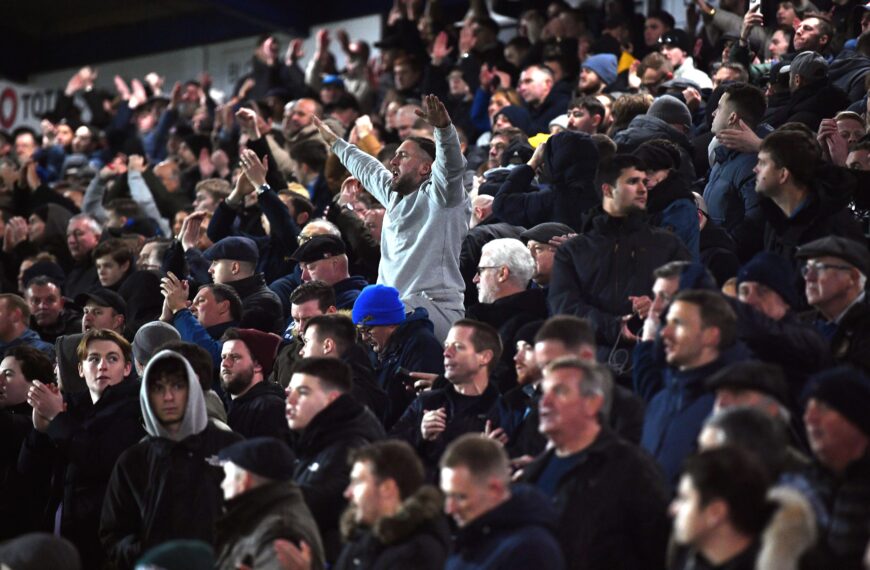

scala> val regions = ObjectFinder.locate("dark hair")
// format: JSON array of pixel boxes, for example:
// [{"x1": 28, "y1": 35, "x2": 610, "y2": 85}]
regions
[
  {"x1": 3, "y1": 345, "x2": 54, "y2": 383},
  {"x1": 722, "y1": 83, "x2": 766, "y2": 128},
  {"x1": 594, "y1": 154, "x2": 646, "y2": 193},
  {"x1": 77, "y1": 329, "x2": 133, "y2": 364},
  {"x1": 141, "y1": 237, "x2": 173, "y2": 264},
  {"x1": 25, "y1": 275, "x2": 63, "y2": 292},
  {"x1": 146, "y1": 354, "x2": 189, "y2": 386},
  {"x1": 759, "y1": 129, "x2": 820, "y2": 187},
  {"x1": 289, "y1": 281, "x2": 336, "y2": 312},
  {"x1": 653, "y1": 260, "x2": 691, "y2": 279},
  {"x1": 407, "y1": 136, "x2": 436, "y2": 162},
  {"x1": 714, "y1": 62, "x2": 749, "y2": 84},
  {"x1": 105, "y1": 198, "x2": 141, "y2": 219},
  {"x1": 704, "y1": 407, "x2": 790, "y2": 479},
  {"x1": 534, "y1": 315, "x2": 596, "y2": 350},
  {"x1": 292, "y1": 356, "x2": 353, "y2": 393},
  {"x1": 203, "y1": 283, "x2": 243, "y2": 322},
  {"x1": 350, "y1": 440, "x2": 425, "y2": 500},
  {"x1": 286, "y1": 194, "x2": 315, "y2": 219},
  {"x1": 568, "y1": 96, "x2": 606, "y2": 121},
  {"x1": 673, "y1": 290, "x2": 738, "y2": 348},
  {"x1": 327, "y1": 93, "x2": 361, "y2": 113},
  {"x1": 646, "y1": 9, "x2": 675, "y2": 29},
  {"x1": 289, "y1": 140, "x2": 328, "y2": 173},
  {"x1": 93, "y1": 238, "x2": 134, "y2": 267},
  {"x1": 591, "y1": 134, "x2": 617, "y2": 161},
  {"x1": 683, "y1": 447, "x2": 773, "y2": 536},
  {"x1": 439, "y1": 434, "x2": 509, "y2": 482},
  {"x1": 803, "y1": 12, "x2": 833, "y2": 43},
  {"x1": 158, "y1": 341, "x2": 213, "y2": 392},
  {"x1": 0, "y1": 294, "x2": 30, "y2": 322},
  {"x1": 304, "y1": 314, "x2": 357, "y2": 356},
  {"x1": 451, "y1": 319, "x2": 503, "y2": 368}
]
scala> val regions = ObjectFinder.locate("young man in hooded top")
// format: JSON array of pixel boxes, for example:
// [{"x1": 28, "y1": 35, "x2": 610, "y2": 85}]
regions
[{"x1": 100, "y1": 350, "x2": 242, "y2": 569}]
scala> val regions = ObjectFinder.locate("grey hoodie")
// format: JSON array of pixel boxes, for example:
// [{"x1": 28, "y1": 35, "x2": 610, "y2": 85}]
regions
[{"x1": 140, "y1": 350, "x2": 208, "y2": 441}]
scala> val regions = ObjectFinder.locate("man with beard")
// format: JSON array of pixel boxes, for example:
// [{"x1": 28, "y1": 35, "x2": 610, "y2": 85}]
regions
[
  {"x1": 467, "y1": 239, "x2": 548, "y2": 392},
  {"x1": 220, "y1": 328, "x2": 290, "y2": 442},
  {"x1": 313, "y1": 95, "x2": 471, "y2": 342}
]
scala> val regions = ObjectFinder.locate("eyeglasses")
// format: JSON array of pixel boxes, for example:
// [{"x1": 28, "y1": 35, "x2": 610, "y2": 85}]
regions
[
  {"x1": 800, "y1": 262, "x2": 854, "y2": 277},
  {"x1": 476, "y1": 266, "x2": 500, "y2": 275},
  {"x1": 357, "y1": 325, "x2": 373, "y2": 337},
  {"x1": 297, "y1": 234, "x2": 313, "y2": 245}
]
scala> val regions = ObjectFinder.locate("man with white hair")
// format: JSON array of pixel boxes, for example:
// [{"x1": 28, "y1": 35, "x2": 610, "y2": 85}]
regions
[
  {"x1": 467, "y1": 238, "x2": 548, "y2": 391},
  {"x1": 795, "y1": 236, "x2": 870, "y2": 373}
]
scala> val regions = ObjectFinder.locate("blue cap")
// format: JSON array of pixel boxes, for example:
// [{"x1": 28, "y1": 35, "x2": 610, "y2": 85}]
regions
[
  {"x1": 322, "y1": 74, "x2": 345, "y2": 88},
  {"x1": 218, "y1": 437, "x2": 296, "y2": 480},
  {"x1": 352, "y1": 284, "x2": 406, "y2": 326},
  {"x1": 203, "y1": 236, "x2": 259, "y2": 264},
  {"x1": 737, "y1": 252, "x2": 800, "y2": 309}
]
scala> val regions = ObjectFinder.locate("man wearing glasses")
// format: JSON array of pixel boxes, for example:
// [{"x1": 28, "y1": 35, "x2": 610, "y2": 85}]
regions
[{"x1": 796, "y1": 236, "x2": 870, "y2": 373}]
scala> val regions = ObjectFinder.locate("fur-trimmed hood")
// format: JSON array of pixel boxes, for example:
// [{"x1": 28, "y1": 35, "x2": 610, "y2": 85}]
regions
[
  {"x1": 756, "y1": 485, "x2": 817, "y2": 570},
  {"x1": 340, "y1": 485, "x2": 444, "y2": 546}
]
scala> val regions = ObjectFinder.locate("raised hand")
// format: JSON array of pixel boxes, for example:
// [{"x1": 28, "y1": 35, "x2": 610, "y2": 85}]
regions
[
  {"x1": 160, "y1": 271, "x2": 190, "y2": 314},
  {"x1": 311, "y1": 115, "x2": 340, "y2": 147},
  {"x1": 431, "y1": 31, "x2": 454, "y2": 65},
  {"x1": 128, "y1": 154, "x2": 147, "y2": 173},
  {"x1": 235, "y1": 108, "x2": 261, "y2": 140},
  {"x1": 239, "y1": 149, "x2": 269, "y2": 188},
  {"x1": 415, "y1": 94, "x2": 451, "y2": 128},
  {"x1": 286, "y1": 39, "x2": 305, "y2": 65},
  {"x1": 179, "y1": 210, "x2": 207, "y2": 251},
  {"x1": 715, "y1": 118, "x2": 761, "y2": 153}
]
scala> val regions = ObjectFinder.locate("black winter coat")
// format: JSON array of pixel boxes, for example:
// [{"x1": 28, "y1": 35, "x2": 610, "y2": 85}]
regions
[
  {"x1": 227, "y1": 381, "x2": 292, "y2": 443},
  {"x1": 334, "y1": 486, "x2": 450, "y2": 570},
  {"x1": 0, "y1": 404, "x2": 43, "y2": 539},
  {"x1": 761, "y1": 166, "x2": 865, "y2": 275},
  {"x1": 390, "y1": 383, "x2": 500, "y2": 473},
  {"x1": 46, "y1": 380, "x2": 145, "y2": 569},
  {"x1": 548, "y1": 210, "x2": 691, "y2": 346},
  {"x1": 492, "y1": 131, "x2": 600, "y2": 232},
  {"x1": 227, "y1": 273, "x2": 285, "y2": 334},
  {"x1": 293, "y1": 394, "x2": 385, "y2": 562},
  {"x1": 371, "y1": 309, "x2": 445, "y2": 429},
  {"x1": 466, "y1": 288, "x2": 549, "y2": 393},
  {"x1": 215, "y1": 481, "x2": 326, "y2": 570},
  {"x1": 460, "y1": 219, "x2": 525, "y2": 308},
  {"x1": 763, "y1": 81, "x2": 850, "y2": 130},
  {"x1": 802, "y1": 299, "x2": 870, "y2": 375},
  {"x1": 520, "y1": 429, "x2": 671, "y2": 570},
  {"x1": 100, "y1": 423, "x2": 243, "y2": 569},
  {"x1": 699, "y1": 221, "x2": 740, "y2": 285}
]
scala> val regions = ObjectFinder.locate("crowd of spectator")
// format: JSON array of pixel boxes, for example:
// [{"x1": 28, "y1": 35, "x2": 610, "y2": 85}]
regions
[{"x1": 2, "y1": 0, "x2": 870, "y2": 568}]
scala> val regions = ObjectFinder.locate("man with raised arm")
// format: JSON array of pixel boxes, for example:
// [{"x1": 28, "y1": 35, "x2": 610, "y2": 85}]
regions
[{"x1": 313, "y1": 95, "x2": 471, "y2": 342}]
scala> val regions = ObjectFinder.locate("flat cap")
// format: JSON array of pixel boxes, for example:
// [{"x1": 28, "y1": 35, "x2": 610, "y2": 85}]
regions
[
  {"x1": 795, "y1": 236, "x2": 870, "y2": 276},
  {"x1": 218, "y1": 437, "x2": 296, "y2": 480},
  {"x1": 291, "y1": 234, "x2": 346, "y2": 264},
  {"x1": 705, "y1": 361, "x2": 791, "y2": 406},
  {"x1": 520, "y1": 222, "x2": 574, "y2": 244},
  {"x1": 75, "y1": 288, "x2": 127, "y2": 316},
  {"x1": 203, "y1": 236, "x2": 259, "y2": 264}
]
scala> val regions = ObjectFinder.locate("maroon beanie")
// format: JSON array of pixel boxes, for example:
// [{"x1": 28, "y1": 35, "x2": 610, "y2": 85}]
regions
[{"x1": 233, "y1": 328, "x2": 282, "y2": 378}]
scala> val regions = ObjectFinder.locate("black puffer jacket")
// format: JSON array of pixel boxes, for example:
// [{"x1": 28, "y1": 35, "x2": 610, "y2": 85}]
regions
[
  {"x1": 492, "y1": 131, "x2": 600, "y2": 232},
  {"x1": 293, "y1": 394, "x2": 385, "y2": 562},
  {"x1": 548, "y1": 210, "x2": 691, "y2": 346},
  {"x1": 829, "y1": 51, "x2": 870, "y2": 102},
  {"x1": 520, "y1": 429, "x2": 671, "y2": 570},
  {"x1": 227, "y1": 380, "x2": 291, "y2": 443},
  {"x1": 334, "y1": 486, "x2": 450, "y2": 570},
  {"x1": 762, "y1": 81, "x2": 851, "y2": 130},
  {"x1": 226, "y1": 273, "x2": 285, "y2": 334},
  {"x1": 100, "y1": 423, "x2": 243, "y2": 569},
  {"x1": 761, "y1": 165, "x2": 865, "y2": 273},
  {"x1": 613, "y1": 115, "x2": 696, "y2": 181},
  {"x1": 45, "y1": 380, "x2": 145, "y2": 569}
]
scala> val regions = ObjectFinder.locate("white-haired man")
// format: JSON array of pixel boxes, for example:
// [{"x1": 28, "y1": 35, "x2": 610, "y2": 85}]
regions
[{"x1": 467, "y1": 238, "x2": 548, "y2": 392}]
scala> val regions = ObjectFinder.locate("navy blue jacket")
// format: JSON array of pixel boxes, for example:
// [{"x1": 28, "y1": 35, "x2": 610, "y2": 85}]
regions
[
  {"x1": 371, "y1": 308, "x2": 445, "y2": 429},
  {"x1": 492, "y1": 131, "x2": 599, "y2": 232},
  {"x1": 334, "y1": 275, "x2": 369, "y2": 310},
  {"x1": 446, "y1": 485, "x2": 565, "y2": 570},
  {"x1": 634, "y1": 342, "x2": 731, "y2": 487}
]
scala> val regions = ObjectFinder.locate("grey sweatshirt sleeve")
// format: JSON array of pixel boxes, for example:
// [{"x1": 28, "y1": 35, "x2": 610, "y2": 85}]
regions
[
  {"x1": 127, "y1": 171, "x2": 171, "y2": 236},
  {"x1": 81, "y1": 174, "x2": 108, "y2": 224},
  {"x1": 332, "y1": 139, "x2": 394, "y2": 207},
  {"x1": 429, "y1": 124, "x2": 468, "y2": 208}
]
